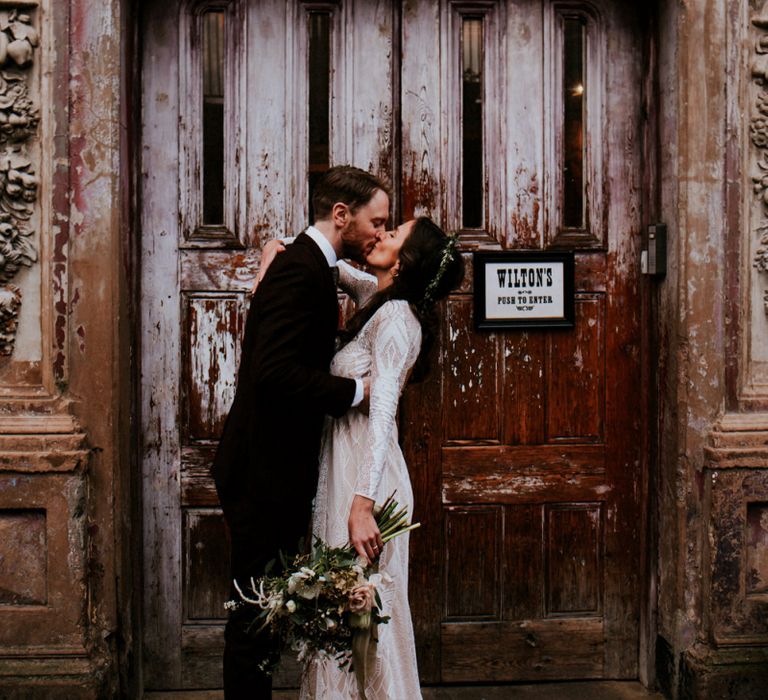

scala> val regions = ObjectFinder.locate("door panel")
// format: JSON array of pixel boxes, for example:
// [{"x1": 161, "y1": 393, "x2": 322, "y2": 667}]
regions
[
  {"x1": 141, "y1": 0, "x2": 645, "y2": 689},
  {"x1": 181, "y1": 293, "x2": 243, "y2": 442},
  {"x1": 444, "y1": 507, "x2": 503, "y2": 620}
]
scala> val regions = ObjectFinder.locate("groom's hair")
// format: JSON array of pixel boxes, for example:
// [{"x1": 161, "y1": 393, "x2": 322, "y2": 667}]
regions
[{"x1": 312, "y1": 166, "x2": 391, "y2": 222}]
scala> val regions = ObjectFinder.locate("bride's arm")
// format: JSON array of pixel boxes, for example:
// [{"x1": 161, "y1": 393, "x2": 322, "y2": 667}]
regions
[
  {"x1": 337, "y1": 260, "x2": 377, "y2": 305},
  {"x1": 348, "y1": 302, "x2": 422, "y2": 562},
  {"x1": 253, "y1": 240, "x2": 376, "y2": 305}
]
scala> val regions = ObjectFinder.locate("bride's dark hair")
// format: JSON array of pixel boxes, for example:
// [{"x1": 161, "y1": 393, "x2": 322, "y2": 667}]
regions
[{"x1": 339, "y1": 216, "x2": 464, "y2": 382}]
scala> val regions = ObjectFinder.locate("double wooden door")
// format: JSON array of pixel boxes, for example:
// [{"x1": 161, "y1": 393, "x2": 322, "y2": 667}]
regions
[{"x1": 141, "y1": 0, "x2": 645, "y2": 689}]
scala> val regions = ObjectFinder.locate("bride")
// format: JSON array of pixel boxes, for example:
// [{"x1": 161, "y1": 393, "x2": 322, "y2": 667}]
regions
[{"x1": 257, "y1": 216, "x2": 463, "y2": 699}]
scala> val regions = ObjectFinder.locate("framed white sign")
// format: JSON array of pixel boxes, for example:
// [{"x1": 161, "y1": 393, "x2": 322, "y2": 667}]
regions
[{"x1": 473, "y1": 251, "x2": 575, "y2": 329}]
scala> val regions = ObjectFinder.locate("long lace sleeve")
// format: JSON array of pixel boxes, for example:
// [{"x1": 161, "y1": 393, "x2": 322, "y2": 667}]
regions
[
  {"x1": 337, "y1": 260, "x2": 377, "y2": 306},
  {"x1": 354, "y1": 301, "x2": 422, "y2": 501}
]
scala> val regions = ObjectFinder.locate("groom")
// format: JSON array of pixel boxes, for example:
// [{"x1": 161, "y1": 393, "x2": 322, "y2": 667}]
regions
[{"x1": 212, "y1": 165, "x2": 390, "y2": 699}]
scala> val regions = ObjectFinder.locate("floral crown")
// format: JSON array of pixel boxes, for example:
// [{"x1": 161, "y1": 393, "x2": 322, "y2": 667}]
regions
[{"x1": 419, "y1": 233, "x2": 459, "y2": 311}]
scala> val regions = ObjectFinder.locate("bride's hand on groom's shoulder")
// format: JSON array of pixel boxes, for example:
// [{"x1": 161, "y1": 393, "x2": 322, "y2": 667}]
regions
[
  {"x1": 251, "y1": 237, "x2": 286, "y2": 293},
  {"x1": 348, "y1": 494, "x2": 383, "y2": 565}
]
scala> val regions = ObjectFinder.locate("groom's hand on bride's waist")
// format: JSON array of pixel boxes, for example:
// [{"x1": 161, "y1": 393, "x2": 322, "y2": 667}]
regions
[{"x1": 348, "y1": 494, "x2": 383, "y2": 565}]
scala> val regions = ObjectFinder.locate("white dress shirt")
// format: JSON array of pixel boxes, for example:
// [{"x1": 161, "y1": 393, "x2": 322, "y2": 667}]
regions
[{"x1": 303, "y1": 226, "x2": 364, "y2": 408}]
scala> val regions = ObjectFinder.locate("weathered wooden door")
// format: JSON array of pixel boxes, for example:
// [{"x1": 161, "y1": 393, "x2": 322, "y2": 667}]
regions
[
  {"x1": 140, "y1": 0, "x2": 646, "y2": 690},
  {"x1": 400, "y1": 0, "x2": 645, "y2": 683}
]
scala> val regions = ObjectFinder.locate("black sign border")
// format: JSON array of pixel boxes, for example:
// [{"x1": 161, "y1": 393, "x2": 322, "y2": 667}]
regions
[{"x1": 473, "y1": 250, "x2": 576, "y2": 330}]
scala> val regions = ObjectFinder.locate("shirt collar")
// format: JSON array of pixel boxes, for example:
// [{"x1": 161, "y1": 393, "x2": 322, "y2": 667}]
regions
[{"x1": 305, "y1": 225, "x2": 338, "y2": 267}]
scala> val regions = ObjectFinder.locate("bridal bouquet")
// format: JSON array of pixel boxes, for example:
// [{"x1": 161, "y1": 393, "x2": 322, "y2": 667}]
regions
[{"x1": 226, "y1": 494, "x2": 418, "y2": 696}]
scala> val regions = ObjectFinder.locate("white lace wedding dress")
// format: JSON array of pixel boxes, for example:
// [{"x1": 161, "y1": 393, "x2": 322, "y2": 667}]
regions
[{"x1": 299, "y1": 261, "x2": 423, "y2": 700}]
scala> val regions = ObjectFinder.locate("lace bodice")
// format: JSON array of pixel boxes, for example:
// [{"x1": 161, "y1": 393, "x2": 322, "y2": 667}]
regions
[{"x1": 331, "y1": 296, "x2": 421, "y2": 501}]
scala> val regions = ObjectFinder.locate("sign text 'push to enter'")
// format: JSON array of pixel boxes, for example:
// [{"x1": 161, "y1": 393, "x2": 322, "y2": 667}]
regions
[{"x1": 473, "y1": 251, "x2": 575, "y2": 330}]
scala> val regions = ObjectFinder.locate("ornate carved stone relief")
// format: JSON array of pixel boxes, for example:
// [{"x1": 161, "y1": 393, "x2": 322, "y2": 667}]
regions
[
  {"x1": 0, "y1": 8, "x2": 37, "y2": 356},
  {"x1": 0, "y1": 283, "x2": 20, "y2": 354}
]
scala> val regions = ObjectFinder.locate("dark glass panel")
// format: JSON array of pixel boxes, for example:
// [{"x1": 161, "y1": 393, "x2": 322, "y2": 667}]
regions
[
  {"x1": 202, "y1": 10, "x2": 225, "y2": 226},
  {"x1": 563, "y1": 17, "x2": 585, "y2": 229},
  {"x1": 308, "y1": 12, "x2": 331, "y2": 222},
  {"x1": 462, "y1": 17, "x2": 484, "y2": 229}
]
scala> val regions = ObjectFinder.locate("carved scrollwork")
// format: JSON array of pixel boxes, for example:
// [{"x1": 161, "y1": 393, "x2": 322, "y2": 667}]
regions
[
  {"x1": 0, "y1": 148, "x2": 38, "y2": 213},
  {"x1": 752, "y1": 115, "x2": 768, "y2": 148},
  {"x1": 0, "y1": 6, "x2": 37, "y2": 357},
  {"x1": 750, "y1": 9, "x2": 768, "y2": 311},
  {"x1": 0, "y1": 72, "x2": 38, "y2": 143},
  {"x1": 752, "y1": 152, "x2": 768, "y2": 203},
  {"x1": 0, "y1": 282, "x2": 20, "y2": 355},
  {"x1": 758, "y1": 91, "x2": 768, "y2": 116},
  {"x1": 756, "y1": 243, "x2": 768, "y2": 274},
  {"x1": 0, "y1": 10, "x2": 38, "y2": 69},
  {"x1": 0, "y1": 212, "x2": 35, "y2": 283},
  {"x1": 755, "y1": 222, "x2": 768, "y2": 275}
]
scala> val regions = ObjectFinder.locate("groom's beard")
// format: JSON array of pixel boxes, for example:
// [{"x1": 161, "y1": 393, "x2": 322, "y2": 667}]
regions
[{"x1": 340, "y1": 220, "x2": 377, "y2": 264}]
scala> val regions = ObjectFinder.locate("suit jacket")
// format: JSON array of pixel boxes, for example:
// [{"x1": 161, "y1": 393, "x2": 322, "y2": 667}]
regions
[{"x1": 212, "y1": 233, "x2": 357, "y2": 527}]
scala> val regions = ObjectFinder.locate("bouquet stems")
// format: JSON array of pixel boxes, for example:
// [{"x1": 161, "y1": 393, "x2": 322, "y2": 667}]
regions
[{"x1": 341, "y1": 492, "x2": 420, "y2": 561}]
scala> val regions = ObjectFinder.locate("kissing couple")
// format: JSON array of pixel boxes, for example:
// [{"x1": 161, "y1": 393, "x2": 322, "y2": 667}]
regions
[{"x1": 212, "y1": 165, "x2": 464, "y2": 699}]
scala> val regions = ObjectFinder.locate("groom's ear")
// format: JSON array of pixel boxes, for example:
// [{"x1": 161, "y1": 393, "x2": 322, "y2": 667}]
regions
[{"x1": 331, "y1": 202, "x2": 350, "y2": 229}]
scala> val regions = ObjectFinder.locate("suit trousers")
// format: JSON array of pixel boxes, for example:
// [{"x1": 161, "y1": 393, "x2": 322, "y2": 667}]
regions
[{"x1": 223, "y1": 496, "x2": 313, "y2": 699}]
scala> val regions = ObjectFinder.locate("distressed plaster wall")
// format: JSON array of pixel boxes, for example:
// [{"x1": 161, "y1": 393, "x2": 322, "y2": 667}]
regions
[
  {"x1": 66, "y1": 0, "x2": 138, "y2": 696},
  {"x1": 655, "y1": 0, "x2": 768, "y2": 697},
  {"x1": 0, "y1": 0, "x2": 135, "y2": 696}
]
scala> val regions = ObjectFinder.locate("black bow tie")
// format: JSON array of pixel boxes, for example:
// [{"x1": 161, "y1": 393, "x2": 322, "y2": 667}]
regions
[{"x1": 331, "y1": 266, "x2": 339, "y2": 286}]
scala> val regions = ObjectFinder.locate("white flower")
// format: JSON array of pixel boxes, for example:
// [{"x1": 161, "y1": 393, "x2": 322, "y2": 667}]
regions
[
  {"x1": 286, "y1": 599, "x2": 297, "y2": 613},
  {"x1": 325, "y1": 617, "x2": 337, "y2": 630},
  {"x1": 287, "y1": 566, "x2": 316, "y2": 594},
  {"x1": 368, "y1": 571, "x2": 393, "y2": 588}
]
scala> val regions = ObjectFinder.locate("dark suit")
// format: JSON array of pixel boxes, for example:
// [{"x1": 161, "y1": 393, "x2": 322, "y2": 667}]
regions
[{"x1": 213, "y1": 232, "x2": 356, "y2": 698}]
